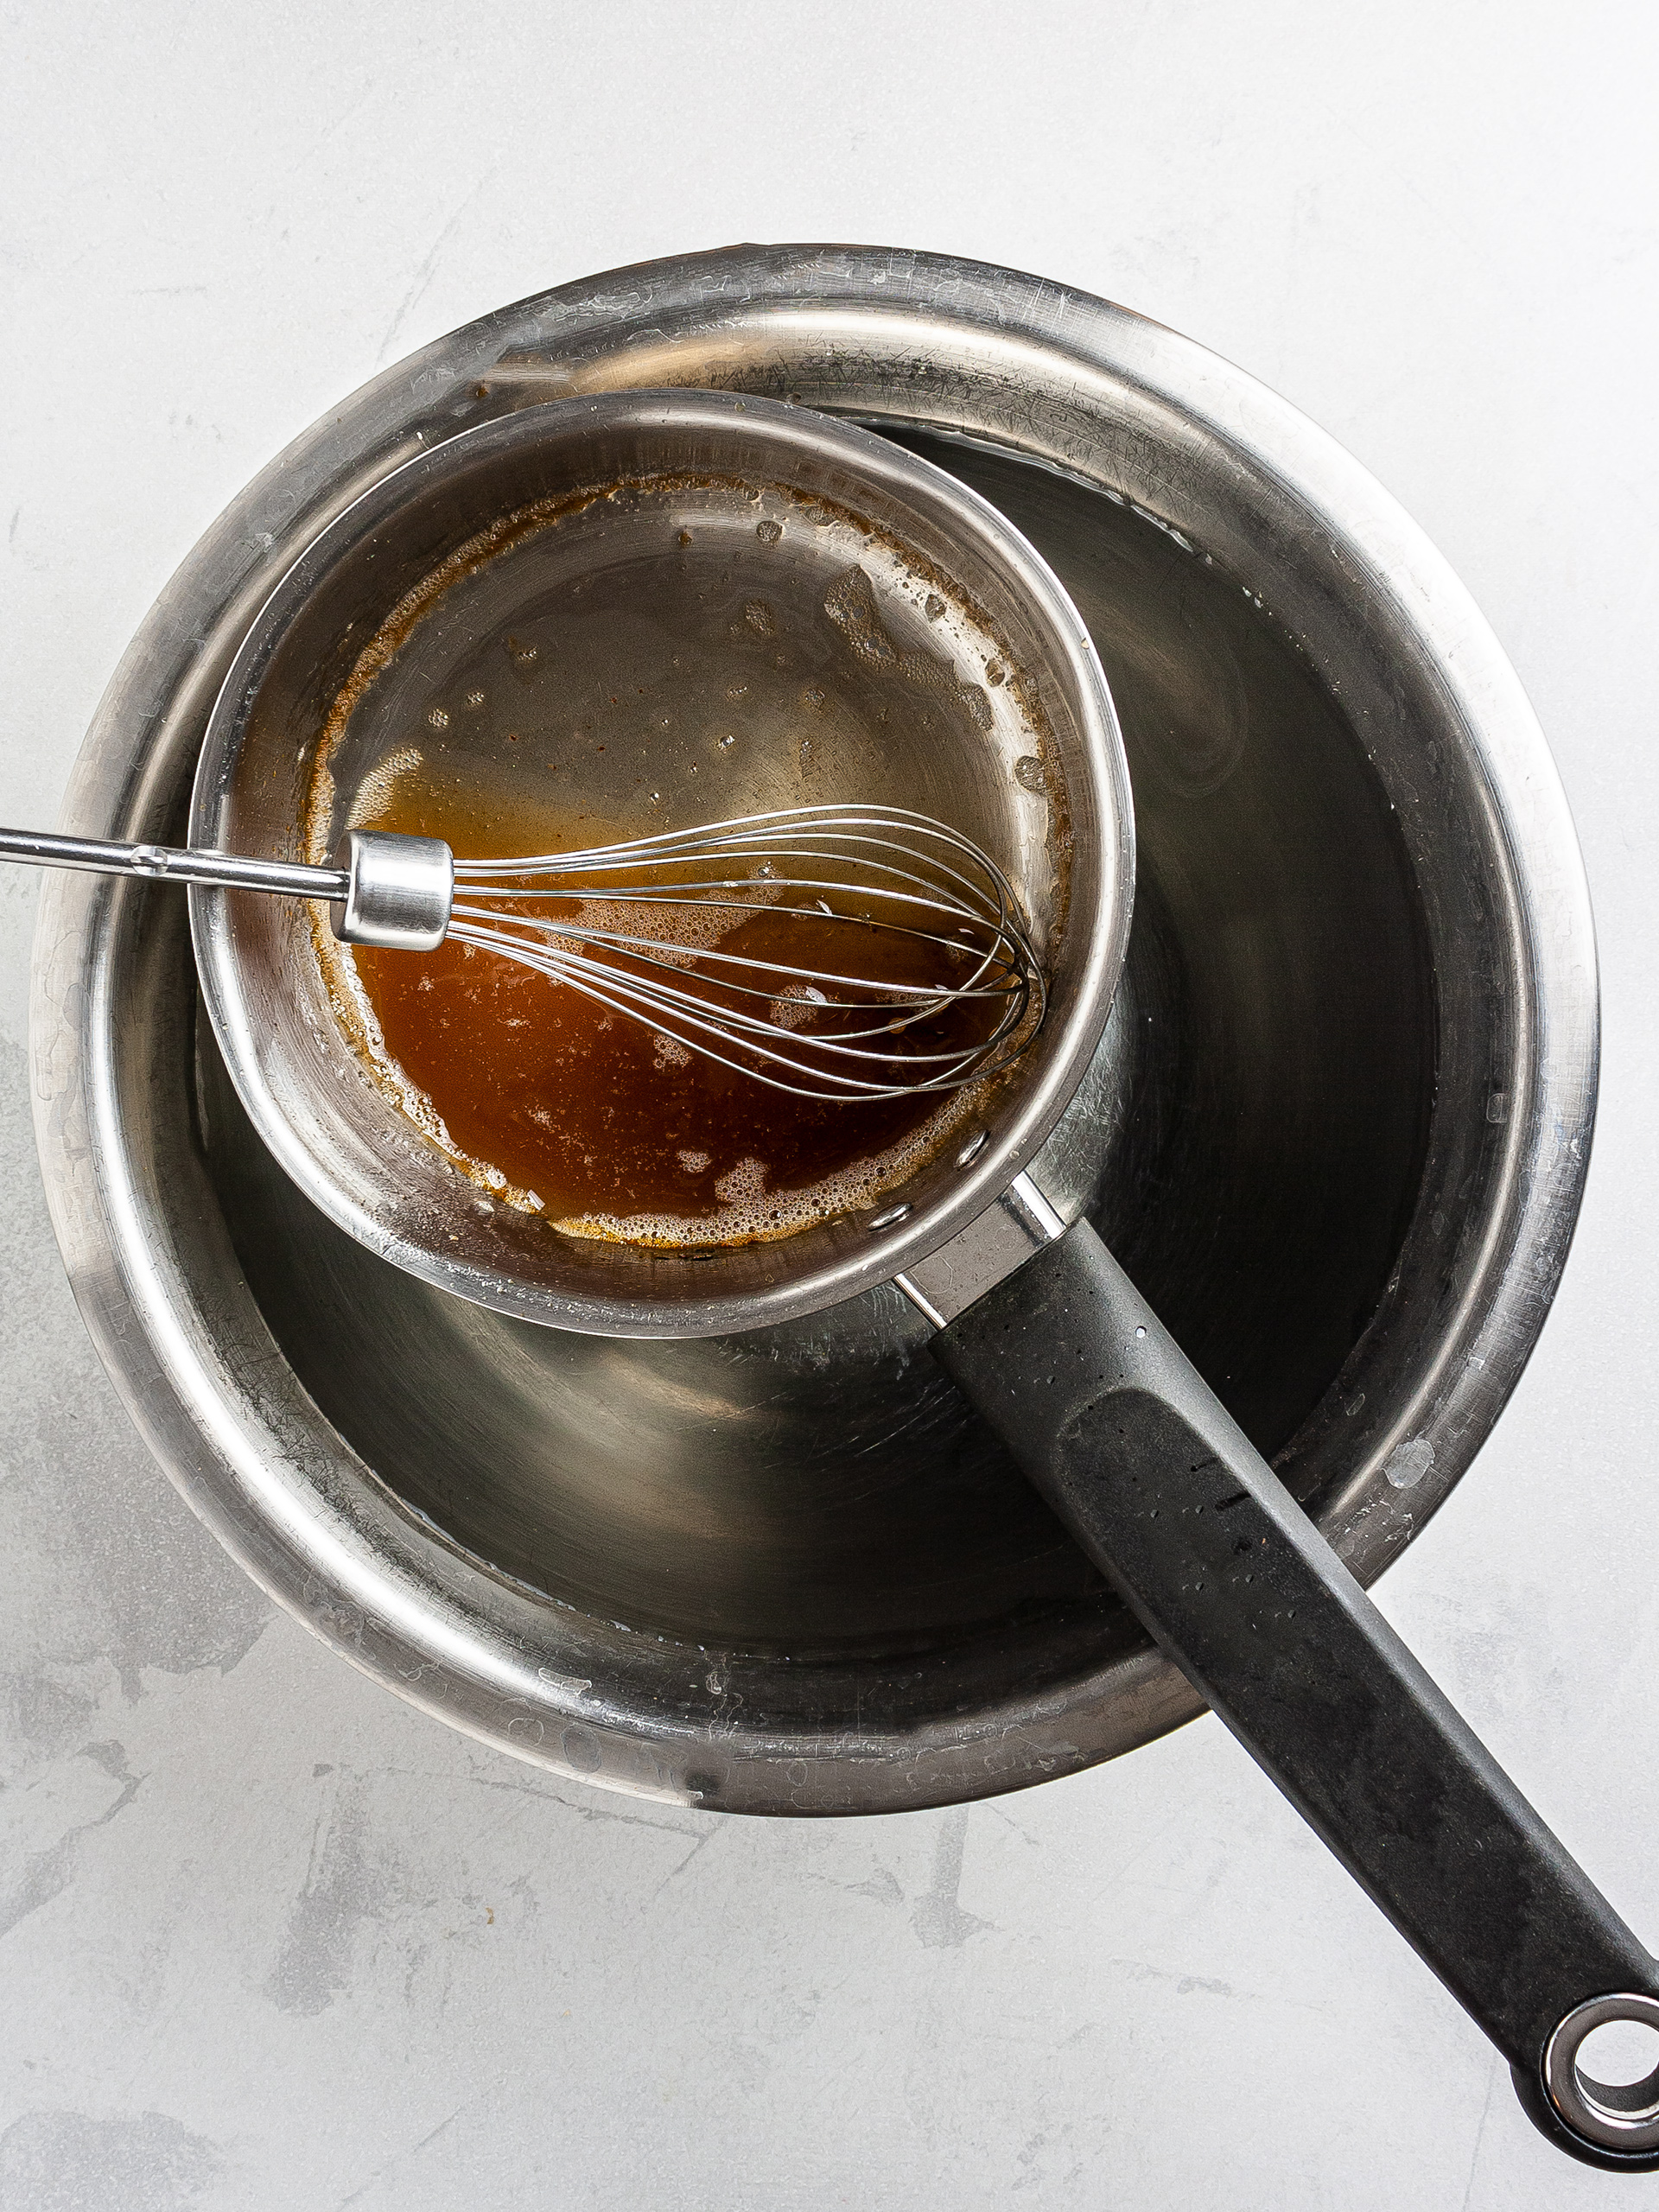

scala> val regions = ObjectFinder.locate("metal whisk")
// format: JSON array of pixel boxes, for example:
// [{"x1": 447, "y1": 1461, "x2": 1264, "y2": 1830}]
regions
[{"x1": 1, "y1": 804, "x2": 1045, "y2": 1103}]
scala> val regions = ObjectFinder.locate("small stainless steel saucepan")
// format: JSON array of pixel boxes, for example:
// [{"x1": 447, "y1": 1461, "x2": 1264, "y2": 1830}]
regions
[{"x1": 186, "y1": 387, "x2": 1657, "y2": 2169}]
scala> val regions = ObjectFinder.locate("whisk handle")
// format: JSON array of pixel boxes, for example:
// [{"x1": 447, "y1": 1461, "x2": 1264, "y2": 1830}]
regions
[
  {"x1": 0, "y1": 824, "x2": 454, "y2": 953},
  {"x1": 0, "y1": 823, "x2": 349, "y2": 901}
]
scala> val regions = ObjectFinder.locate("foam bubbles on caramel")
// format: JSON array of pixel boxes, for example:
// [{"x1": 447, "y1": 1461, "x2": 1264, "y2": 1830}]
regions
[{"x1": 557, "y1": 1093, "x2": 975, "y2": 1249}]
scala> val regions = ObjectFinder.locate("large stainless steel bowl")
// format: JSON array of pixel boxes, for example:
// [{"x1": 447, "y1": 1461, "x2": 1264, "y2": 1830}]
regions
[{"x1": 29, "y1": 246, "x2": 1596, "y2": 1815}]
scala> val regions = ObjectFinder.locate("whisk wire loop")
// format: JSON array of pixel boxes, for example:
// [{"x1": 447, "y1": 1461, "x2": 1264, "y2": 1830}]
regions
[{"x1": 446, "y1": 804, "x2": 1045, "y2": 1103}]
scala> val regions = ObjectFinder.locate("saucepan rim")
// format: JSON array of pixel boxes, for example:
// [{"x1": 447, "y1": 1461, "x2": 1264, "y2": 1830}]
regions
[{"x1": 187, "y1": 385, "x2": 1135, "y2": 1337}]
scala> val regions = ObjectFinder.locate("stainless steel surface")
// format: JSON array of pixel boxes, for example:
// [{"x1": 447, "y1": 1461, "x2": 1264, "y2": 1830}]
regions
[
  {"x1": 0, "y1": 822, "x2": 347, "y2": 899},
  {"x1": 330, "y1": 828, "x2": 452, "y2": 951},
  {"x1": 189, "y1": 387, "x2": 1127, "y2": 1334},
  {"x1": 29, "y1": 245, "x2": 1598, "y2": 1815},
  {"x1": 1544, "y1": 1995, "x2": 1659, "y2": 2153},
  {"x1": 896, "y1": 1169, "x2": 1067, "y2": 1329}
]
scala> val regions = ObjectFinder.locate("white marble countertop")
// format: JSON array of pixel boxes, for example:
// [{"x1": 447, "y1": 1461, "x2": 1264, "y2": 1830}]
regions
[{"x1": 1, "y1": 4, "x2": 1655, "y2": 2206}]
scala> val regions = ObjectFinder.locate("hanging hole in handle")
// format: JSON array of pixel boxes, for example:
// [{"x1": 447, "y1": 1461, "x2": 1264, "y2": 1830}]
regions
[
  {"x1": 1545, "y1": 1994, "x2": 1659, "y2": 2152},
  {"x1": 1580, "y1": 2018, "x2": 1659, "y2": 2088}
]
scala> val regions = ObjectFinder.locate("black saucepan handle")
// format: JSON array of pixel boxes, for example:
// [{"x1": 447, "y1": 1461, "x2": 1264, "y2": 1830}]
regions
[{"x1": 932, "y1": 1218, "x2": 1659, "y2": 2171}]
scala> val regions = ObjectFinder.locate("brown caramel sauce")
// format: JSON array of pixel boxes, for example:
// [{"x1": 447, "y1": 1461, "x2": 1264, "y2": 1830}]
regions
[{"x1": 345, "y1": 778, "x2": 986, "y2": 1244}]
